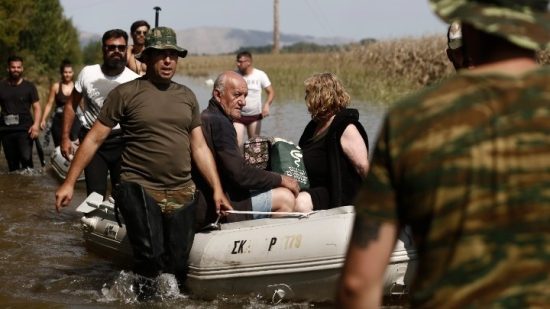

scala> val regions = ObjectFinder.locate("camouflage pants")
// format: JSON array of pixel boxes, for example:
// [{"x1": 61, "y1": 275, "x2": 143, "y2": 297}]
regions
[{"x1": 144, "y1": 184, "x2": 196, "y2": 214}]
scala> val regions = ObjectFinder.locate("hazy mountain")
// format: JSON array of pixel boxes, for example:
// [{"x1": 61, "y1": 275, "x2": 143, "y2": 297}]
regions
[
  {"x1": 176, "y1": 27, "x2": 355, "y2": 55},
  {"x1": 78, "y1": 27, "x2": 355, "y2": 55},
  {"x1": 79, "y1": 31, "x2": 101, "y2": 47}
]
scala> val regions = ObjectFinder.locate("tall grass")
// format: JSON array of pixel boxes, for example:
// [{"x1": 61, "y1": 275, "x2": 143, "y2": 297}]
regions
[
  {"x1": 178, "y1": 35, "x2": 456, "y2": 104},
  {"x1": 30, "y1": 35, "x2": 550, "y2": 107}
]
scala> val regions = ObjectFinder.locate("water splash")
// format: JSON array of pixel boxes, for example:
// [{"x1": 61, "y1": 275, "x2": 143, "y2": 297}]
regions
[
  {"x1": 98, "y1": 270, "x2": 187, "y2": 304},
  {"x1": 8, "y1": 167, "x2": 45, "y2": 176},
  {"x1": 157, "y1": 273, "x2": 187, "y2": 301},
  {"x1": 99, "y1": 270, "x2": 137, "y2": 304}
]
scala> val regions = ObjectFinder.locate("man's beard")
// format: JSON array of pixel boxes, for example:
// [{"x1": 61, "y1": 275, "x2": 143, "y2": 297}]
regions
[
  {"x1": 8, "y1": 71, "x2": 21, "y2": 80},
  {"x1": 104, "y1": 56, "x2": 127, "y2": 71}
]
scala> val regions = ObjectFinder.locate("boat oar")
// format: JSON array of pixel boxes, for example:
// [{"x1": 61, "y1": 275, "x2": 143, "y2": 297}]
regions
[
  {"x1": 225, "y1": 210, "x2": 315, "y2": 218},
  {"x1": 200, "y1": 214, "x2": 222, "y2": 231}
]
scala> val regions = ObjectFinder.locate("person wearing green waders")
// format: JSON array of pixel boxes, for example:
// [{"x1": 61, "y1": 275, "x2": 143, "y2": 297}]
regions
[{"x1": 56, "y1": 27, "x2": 231, "y2": 300}]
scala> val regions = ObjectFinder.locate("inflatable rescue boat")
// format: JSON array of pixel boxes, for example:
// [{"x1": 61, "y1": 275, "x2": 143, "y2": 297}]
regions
[
  {"x1": 50, "y1": 146, "x2": 84, "y2": 181},
  {"x1": 76, "y1": 193, "x2": 417, "y2": 302}
]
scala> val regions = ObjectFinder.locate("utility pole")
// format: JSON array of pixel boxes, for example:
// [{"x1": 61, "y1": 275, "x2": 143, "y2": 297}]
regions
[
  {"x1": 154, "y1": 6, "x2": 161, "y2": 27},
  {"x1": 272, "y1": 0, "x2": 280, "y2": 54}
]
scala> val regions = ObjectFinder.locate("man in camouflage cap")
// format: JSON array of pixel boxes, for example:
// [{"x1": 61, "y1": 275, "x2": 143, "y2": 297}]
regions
[
  {"x1": 56, "y1": 26, "x2": 231, "y2": 298},
  {"x1": 338, "y1": 0, "x2": 550, "y2": 307},
  {"x1": 136, "y1": 26, "x2": 188, "y2": 60}
]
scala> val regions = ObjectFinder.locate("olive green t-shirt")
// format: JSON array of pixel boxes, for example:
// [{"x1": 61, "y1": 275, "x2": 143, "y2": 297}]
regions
[
  {"x1": 356, "y1": 68, "x2": 550, "y2": 307},
  {"x1": 98, "y1": 78, "x2": 201, "y2": 190}
]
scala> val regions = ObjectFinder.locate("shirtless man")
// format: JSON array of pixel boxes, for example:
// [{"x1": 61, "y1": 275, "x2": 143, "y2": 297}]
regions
[{"x1": 126, "y1": 20, "x2": 150, "y2": 76}]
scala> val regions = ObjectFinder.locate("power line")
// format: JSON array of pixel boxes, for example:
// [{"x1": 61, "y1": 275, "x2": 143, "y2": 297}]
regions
[{"x1": 304, "y1": 0, "x2": 335, "y2": 37}]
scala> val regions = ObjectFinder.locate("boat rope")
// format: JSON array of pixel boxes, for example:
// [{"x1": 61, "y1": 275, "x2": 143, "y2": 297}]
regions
[{"x1": 225, "y1": 210, "x2": 316, "y2": 218}]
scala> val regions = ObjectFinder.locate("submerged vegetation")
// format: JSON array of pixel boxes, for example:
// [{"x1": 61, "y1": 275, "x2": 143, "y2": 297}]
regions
[{"x1": 180, "y1": 35, "x2": 456, "y2": 104}]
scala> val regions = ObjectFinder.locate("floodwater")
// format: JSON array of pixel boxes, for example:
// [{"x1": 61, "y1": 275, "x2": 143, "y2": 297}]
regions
[{"x1": 0, "y1": 74, "x2": 387, "y2": 308}]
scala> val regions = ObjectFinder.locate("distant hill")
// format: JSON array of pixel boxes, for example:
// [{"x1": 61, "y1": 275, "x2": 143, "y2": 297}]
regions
[
  {"x1": 78, "y1": 31, "x2": 101, "y2": 47},
  {"x1": 78, "y1": 27, "x2": 356, "y2": 55},
  {"x1": 176, "y1": 27, "x2": 355, "y2": 55}
]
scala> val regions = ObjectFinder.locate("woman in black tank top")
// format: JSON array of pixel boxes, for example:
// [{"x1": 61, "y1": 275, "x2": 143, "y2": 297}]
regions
[
  {"x1": 296, "y1": 73, "x2": 370, "y2": 212},
  {"x1": 40, "y1": 60, "x2": 81, "y2": 147}
]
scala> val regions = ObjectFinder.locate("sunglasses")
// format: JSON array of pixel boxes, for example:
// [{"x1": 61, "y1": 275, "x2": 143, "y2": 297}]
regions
[
  {"x1": 104, "y1": 44, "x2": 127, "y2": 52},
  {"x1": 134, "y1": 30, "x2": 147, "y2": 35}
]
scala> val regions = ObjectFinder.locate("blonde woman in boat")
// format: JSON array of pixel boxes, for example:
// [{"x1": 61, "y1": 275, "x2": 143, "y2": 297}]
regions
[{"x1": 294, "y1": 72, "x2": 369, "y2": 212}]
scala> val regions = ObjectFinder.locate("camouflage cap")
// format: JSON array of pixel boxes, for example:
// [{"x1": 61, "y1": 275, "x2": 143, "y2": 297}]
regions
[
  {"x1": 430, "y1": 0, "x2": 550, "y2": 50},
  {"x1": 136, "y1": 27, "x2": 188, "y2": 60}
]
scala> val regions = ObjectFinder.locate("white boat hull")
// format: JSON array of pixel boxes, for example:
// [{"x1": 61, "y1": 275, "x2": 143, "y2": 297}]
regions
[
  {"x1": 50, "y1": 146, "x2": 84, "y2": 181},
  {"x1": 77, "y1": 193, "x2": 417, "y2": 302}
]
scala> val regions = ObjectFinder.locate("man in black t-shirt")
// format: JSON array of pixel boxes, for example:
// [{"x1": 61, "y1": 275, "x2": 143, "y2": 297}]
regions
[{"x1": 0, "y1": 56, "x2": 41, "y2": 171}]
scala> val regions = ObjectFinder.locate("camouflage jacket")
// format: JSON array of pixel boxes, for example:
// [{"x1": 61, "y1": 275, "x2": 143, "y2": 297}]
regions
[{"x1": 355, "y1": 67, "x2": 550, "y2": 308}]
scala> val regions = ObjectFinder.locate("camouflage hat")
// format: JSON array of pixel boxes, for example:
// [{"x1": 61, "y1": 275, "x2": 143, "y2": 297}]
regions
[
  {"x1": 136, "y1": 27, "x2": 187, "y2": 60},
  {"x1": 430, "y1": 0, "x2": 550, "y2": 50}
]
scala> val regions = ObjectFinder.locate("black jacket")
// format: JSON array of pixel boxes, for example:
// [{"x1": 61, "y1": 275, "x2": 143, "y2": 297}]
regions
[{"x1": 193, "y1": 98, "x2": 282, "y2": 222}]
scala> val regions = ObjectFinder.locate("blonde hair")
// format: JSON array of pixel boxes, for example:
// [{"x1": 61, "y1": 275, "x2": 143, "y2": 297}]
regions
[{"x1": 304, "y1": 72, "x2": 351, "y2": 121}]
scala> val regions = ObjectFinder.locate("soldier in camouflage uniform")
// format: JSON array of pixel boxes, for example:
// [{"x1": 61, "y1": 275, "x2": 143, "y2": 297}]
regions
[
  {"x1": 337, "y1": 0, "x2": 550, "y2": 308},
  {"x1": 56, "y1": 27, "x2": 232, "y2": 298}
]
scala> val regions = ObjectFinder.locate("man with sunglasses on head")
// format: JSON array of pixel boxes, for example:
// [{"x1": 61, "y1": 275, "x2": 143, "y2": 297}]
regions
[
  {"x1": 56, "y1": 27, "x2": 231, "y2": 299},
  {"x1": 61, "y1": 29, "x2": 139, "y2": 198},
  {"x1": 127, "y1": 20, "x2": 150, "y2": 76}
]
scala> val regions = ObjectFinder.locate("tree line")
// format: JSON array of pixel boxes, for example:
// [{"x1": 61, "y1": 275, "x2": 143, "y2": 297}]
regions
[
  {"x1": 234, "y1": 38, "x2": 378, "y2": 55},
  {"x1": 0, "y1": 0, "x2": 81, "y2": 83}
]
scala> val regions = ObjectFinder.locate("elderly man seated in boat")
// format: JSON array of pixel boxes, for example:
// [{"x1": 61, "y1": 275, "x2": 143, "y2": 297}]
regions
[{"x1": 193, "y1": 71, "x2": 300, "y2": 222}]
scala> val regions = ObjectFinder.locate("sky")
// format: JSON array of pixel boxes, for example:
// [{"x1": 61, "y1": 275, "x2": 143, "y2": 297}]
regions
[{"x1": 59, "y1": 0, "x2": 447, "y2": 41}]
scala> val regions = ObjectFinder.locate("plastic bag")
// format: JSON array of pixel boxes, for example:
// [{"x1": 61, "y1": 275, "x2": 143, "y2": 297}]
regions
[{"x1": 270, "y1": 138, "x2": 309, "y2": 189}]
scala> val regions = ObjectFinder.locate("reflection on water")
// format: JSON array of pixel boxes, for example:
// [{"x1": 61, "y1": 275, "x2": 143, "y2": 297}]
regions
[{"x1": 0, "y1": 74, "x2": 387, "y2": 307}]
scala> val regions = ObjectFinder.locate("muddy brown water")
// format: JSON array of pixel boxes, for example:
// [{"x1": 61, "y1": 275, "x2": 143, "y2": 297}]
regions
[{"x1": 0, "y1": 75, "x2": 389, "y2": 307}]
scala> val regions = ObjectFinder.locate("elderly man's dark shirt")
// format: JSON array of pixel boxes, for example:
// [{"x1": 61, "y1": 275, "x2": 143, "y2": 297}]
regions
[{"x1": 194, "y1": 98, "x2": 281, "y2": 222}]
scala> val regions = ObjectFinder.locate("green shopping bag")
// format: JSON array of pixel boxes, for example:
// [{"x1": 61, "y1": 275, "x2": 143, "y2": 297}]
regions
[{"x1": 270, "y1": 138, "x2": 310, "y2": 189}]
